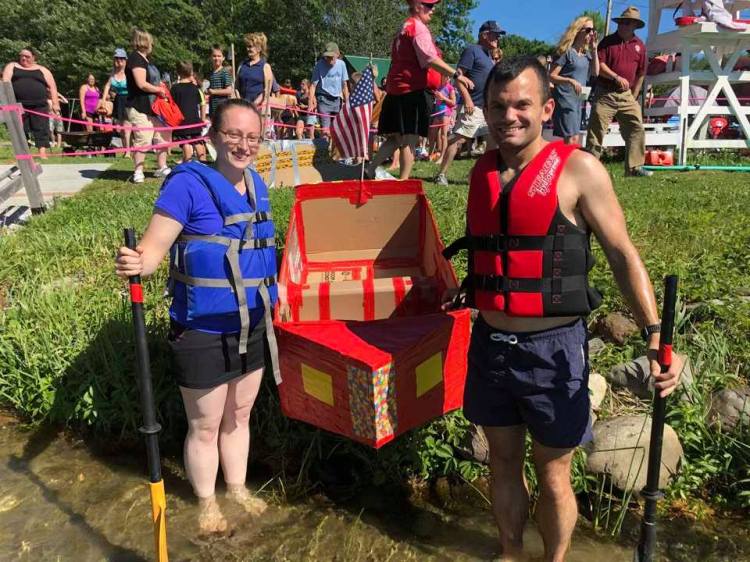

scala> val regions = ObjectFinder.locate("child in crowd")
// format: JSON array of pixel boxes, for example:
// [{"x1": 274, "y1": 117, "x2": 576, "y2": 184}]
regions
[
  {"x1": 171, "y1": 61, "x2": 206, "y2": 162},
  {"x1": 428, "y1": 74, "x2": 456, "y2": 162}
]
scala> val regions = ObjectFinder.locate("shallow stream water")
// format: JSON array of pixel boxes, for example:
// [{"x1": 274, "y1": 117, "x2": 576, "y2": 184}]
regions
[{"x1": 1, "y1": 413, "x2": 747, "y2": 561}]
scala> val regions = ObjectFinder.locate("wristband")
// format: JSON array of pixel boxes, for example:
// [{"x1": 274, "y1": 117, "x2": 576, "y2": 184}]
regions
[
  {"x1": 452, "y1": 71, "x2": 460, "y2": 81},
  {"x1": 641, "y1": 323, "x2": 661, "y2": 341}
]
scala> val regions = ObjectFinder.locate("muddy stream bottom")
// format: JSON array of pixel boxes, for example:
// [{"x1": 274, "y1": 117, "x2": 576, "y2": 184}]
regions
[{"x1": 0, "y1": 417, "x2": 747, "y2": 561}]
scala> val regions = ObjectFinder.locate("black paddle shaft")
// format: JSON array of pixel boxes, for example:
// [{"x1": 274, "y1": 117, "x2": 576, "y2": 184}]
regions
[
  {"x1": 124, "y1": 228, "x2": 163, "y2": 484},
  {"x1": 636, "y1": 275, "x2": 679, "y2": 562}
]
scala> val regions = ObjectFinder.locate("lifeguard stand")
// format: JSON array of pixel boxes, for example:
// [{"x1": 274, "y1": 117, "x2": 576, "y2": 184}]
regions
[{"x1": 645, "y1": 0, "x2": 750, "y2": 164}]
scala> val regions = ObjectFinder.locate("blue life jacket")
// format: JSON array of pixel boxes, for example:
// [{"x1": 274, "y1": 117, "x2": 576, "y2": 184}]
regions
[{"x1": 165, "y1": 161, "x2": 280, "y2": 381}]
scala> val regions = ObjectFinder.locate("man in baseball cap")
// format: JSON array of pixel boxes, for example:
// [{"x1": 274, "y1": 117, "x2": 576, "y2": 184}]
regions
[
  {"x1": 309, "y1": 41, "x2": 349, "y2": 138},
  {"x1": 434, "y1": 20, "x2": 504, "y2": 186}
]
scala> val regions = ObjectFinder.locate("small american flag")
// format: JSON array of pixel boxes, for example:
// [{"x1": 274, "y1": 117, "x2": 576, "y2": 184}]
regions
[{"x1": 331, "y1": 65, "x2": 375, "y2": 159}]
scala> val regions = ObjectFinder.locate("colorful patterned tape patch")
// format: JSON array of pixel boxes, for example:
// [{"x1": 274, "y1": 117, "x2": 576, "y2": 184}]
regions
[{"x1": 347, "y1": 363, "x2": 398, "y2": 442}]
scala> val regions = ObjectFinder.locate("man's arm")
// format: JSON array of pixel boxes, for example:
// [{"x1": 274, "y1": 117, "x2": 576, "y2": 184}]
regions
[{"x1": 568, "y1": 152, "x2": 684, "y2": 396}]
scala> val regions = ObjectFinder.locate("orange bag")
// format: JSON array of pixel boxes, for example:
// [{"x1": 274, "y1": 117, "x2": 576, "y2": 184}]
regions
[{"x1": 151, "y1": 84, "x2": 184, "y2": 128}]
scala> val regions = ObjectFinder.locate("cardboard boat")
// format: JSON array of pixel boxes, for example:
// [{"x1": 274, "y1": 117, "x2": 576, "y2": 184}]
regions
[
  {"x1": 254, "y1": 140, "x2": 363, "y2": 187},
  {"x1": 274, "y1": 179, "x2": 471, "y2": 448}
]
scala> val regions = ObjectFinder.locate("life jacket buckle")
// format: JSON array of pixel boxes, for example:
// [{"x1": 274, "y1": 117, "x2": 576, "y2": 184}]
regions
[{"x1": 490, "y1": 333, "x2": 518, "y2": 345}]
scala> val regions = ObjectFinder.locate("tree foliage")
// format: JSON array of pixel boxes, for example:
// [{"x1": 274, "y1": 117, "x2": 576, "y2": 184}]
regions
[
  {"x1": 0, "y1": 0, "x2": 476, "y2": 94},
  {"x1": 499, "y1": 35, "x2": 555, "y2": 59}
]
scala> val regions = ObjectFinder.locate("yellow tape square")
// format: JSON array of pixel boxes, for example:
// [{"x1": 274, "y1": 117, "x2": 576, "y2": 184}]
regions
[
  {"x1": 301, "y1": 363, "x2": 334, "y2": 406},
  {"x1": 416, "y1": 352, "x2": 443, "y2": 398}
]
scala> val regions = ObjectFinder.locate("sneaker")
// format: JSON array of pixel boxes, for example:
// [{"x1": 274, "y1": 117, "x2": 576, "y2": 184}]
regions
[
  {"x1": 132, "y1": 170, "x2": 145, "y2": 184},
  {"x1": 154, "y1": 166, "x2": 172, "y2": 179},
  {"x1": 626, "y1": 166, "x2": 653, "y2": 177},
  {"x1": 434, "y1": 173, "x2": 449, "y2": 186}
]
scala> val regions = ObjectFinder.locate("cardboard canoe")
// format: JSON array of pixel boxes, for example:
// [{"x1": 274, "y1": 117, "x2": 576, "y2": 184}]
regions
[{"x1": 274, "y1": 179, "x2": 471, "y2": 448}]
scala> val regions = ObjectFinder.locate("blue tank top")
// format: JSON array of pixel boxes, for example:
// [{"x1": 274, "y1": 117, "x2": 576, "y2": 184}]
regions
[
  {"x1": 111, "y1": 76, "x2": 128, "y2": 96},
  {"x1": 237, "y1": 58, "x2": 266, "y2": 102}
]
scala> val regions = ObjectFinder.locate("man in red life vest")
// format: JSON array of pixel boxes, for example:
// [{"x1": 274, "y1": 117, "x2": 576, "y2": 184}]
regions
[{"x1": 443, "y1": 56, "x2": 684, "y2": 562}]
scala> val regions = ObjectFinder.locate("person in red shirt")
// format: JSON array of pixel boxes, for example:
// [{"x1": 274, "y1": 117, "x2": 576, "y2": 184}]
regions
[
  {"x1": 585, "y1": 6, "x2": 652, "y2": 177},
  {"x1": 365, "y1": 0, "x2": 473, "y2": 180}
]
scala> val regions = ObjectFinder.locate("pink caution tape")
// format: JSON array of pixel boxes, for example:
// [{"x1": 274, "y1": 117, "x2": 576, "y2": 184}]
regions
[
  {"x1": 19, "y1": 107, "x2": 209, "y2": 132},
  {"x1": 16, "y1": 136, "x2": 206, "y2": 159}
]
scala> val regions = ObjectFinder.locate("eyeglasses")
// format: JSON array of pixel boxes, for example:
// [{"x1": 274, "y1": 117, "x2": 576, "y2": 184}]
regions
[
  {"x1": 219, "y1": 130, "x2": 261, "y2": 146},
  {"x1": 582, "y1": 27, "x2": 595, "y2": 33},
  {"x1": 421, "y1": 2, "x2": 436, "y2": 11}
]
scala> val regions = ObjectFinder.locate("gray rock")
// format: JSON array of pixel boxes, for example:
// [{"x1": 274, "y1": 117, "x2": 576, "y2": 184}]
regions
[
  {"x1": 588, "y1": 337, "x2": 605, "y2": 357},
  {"x1": 588, "y1": 372, "x2": 608, "y2": 411},
  {"x1": 708, "y1": 386, "x2": 750, "y2": 432},
  {"x1": 595, "y1": 312, "x2": 639, "y2": 344},
  {"x1": 458, "y1": 424, "x2": 490, "y2": 465},
  {"x1": 584, "y1": 415, "x2": 683, "y2": 493},
  {"x1": 606, "y1": 355, "x2": 694, "y2": 399},
  {"x1": 606, "y1": 356, "x2": 652, "y2": 398}
]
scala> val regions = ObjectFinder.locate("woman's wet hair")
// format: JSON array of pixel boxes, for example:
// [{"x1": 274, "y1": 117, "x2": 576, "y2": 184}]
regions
[
  {"x1": 483, "y1": 55, "x2": 551, "y2": 105},
  {"x1": 210, "y1": 98, "x2": 262, "y2": 132}
]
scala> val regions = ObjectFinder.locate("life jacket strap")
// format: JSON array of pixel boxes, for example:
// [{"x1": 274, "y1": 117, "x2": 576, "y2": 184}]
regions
[
  {"x1": 445, "y1": 233, "x2": 588, "y2": 259},
  {"x1": 178, "y1": 233, "x2": 276, "y2": 249},
  {"x1": 224, "y1": 210, "x2": 272, "y2": 226},
  {"x1": 170, "y1": 268, "x2": 276, "y2": 289},
  {"x1": 473, "y1": 274, "x2": 588, "y2": 293}
]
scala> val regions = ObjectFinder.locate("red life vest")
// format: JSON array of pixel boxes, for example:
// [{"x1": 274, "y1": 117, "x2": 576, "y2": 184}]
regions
[
  {"x1": 444, "y1": 141, "x2": 602, "y2": 317},
  {"x1": 387, "y1": 17, "x2": 440, "y2": 95}
]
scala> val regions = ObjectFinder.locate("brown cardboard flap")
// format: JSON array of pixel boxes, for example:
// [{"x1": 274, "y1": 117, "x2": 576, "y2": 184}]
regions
[{"x1": 300, "y1": 195, "x2": 421, "y2": 259}]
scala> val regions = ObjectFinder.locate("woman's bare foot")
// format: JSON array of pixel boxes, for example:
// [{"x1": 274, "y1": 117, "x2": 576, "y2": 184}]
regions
[
  {"x1": 226, "y1": 484, "x2": 268, "y2": 517},
  {"x1": 198, "y1": 495, "x2": 229, "y2": 534}
]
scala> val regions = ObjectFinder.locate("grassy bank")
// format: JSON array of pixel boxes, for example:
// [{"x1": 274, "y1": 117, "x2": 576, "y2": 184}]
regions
[{"x1": 0, "y1": 156, "x2": 748, "y2": 530}]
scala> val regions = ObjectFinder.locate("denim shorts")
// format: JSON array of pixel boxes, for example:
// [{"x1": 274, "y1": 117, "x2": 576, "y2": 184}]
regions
[{"x1": 463, "y1": 316, "x2": 593, "y2": 449}]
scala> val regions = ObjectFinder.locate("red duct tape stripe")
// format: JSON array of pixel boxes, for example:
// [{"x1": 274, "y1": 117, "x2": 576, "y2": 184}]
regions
[
  {"x1": 294, "y1": 180, "x2": 424, "y2": 202},
  {"x1": 287, "y1": 282, "x2": 302, "y2": 322},
  {"x1": 393, "y1": 276, "x2": 407, "y2": 309},
  {"x1": 129, "y1": 283, "x2": 143, "y2": 303},
  {"x1": 318, "y1": 282, "x2": 331, "y2": 320},
  {"x1": 658, "y1": 344, "x2": 673, "y2": 368},
  {"x1": 363, "y1": 278, "x2": 375, "y2": 320}
]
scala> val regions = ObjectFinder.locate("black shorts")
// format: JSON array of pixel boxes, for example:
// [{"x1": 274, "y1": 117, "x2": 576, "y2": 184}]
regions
[
  {"x1": 378, "y1": 89, "x2": 434, "y2": 138},
  {"x1": 168, "y1": 320, "x2": 268, "y2": 389},
  {"x1": 21, "y1": 103, "x2": 50, "y2": 148},
  {"x1": 463, "y1": 316, "x2": 593, "y2": 449},
  {"x1": 173, "y1": 128, "x2": 203, "y2": 141}
]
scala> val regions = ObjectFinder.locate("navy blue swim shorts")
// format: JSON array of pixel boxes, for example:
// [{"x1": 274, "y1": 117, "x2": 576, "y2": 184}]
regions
[{"x1": 463, "y1": 315, "x2": 593, "y2": 449}]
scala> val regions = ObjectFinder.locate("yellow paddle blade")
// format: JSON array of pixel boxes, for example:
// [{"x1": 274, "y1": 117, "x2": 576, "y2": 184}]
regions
[{"x1": 149, "y1": 480, "x2": 168, "y2": 562}]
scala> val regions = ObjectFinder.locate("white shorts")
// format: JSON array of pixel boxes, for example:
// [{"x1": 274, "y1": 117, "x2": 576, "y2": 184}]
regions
[
  {"x1": 452, "y1": 105, "x2": 489, "y2": 139},
  {"x1": 126, "y1": 107, "x2": 171, "y2": 147}
]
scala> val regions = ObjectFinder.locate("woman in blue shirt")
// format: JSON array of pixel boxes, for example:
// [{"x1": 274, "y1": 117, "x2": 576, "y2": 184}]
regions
[
  {"x1": 550, "y1": 16, "x2": 600, "y2": 144},
  {"x1": 115, "y1": 99, "x2": 277, "y2": 534}
]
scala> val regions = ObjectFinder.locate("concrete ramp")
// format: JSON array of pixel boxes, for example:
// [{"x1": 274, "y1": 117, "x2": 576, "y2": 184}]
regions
[{"x1": 0, "y1": 163, "x2": 111, "y2": 227}]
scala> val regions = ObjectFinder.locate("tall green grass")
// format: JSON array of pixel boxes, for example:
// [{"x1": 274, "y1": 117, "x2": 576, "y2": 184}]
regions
[{"x1": 1, "y1": 158, "x2": 749, "y2": 521}]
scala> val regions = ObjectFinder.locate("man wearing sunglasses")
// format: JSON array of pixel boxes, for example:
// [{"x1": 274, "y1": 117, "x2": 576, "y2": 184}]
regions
[
  {"x1": 435, "y1": 20, "x2": 506, "y2": 186},
  {"x1": 586, "y1": 6, "x2": 652, "y2": 178}
]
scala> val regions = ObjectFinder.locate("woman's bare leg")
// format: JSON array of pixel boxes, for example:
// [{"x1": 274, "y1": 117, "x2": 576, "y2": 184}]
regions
[{"x1": 180, "y1": 384, "x2": 230, "y2": 533}]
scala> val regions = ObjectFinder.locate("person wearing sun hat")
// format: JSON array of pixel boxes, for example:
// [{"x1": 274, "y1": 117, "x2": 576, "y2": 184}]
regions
[
  {"x1": 585, "y1": 6, "x2": 652, "y2": 177},
  {"x1": 366, "y1": 0, "x2": 474, "y2": 180}
]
